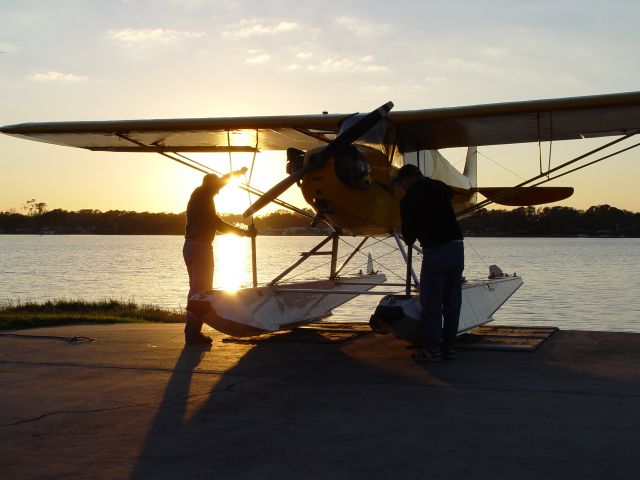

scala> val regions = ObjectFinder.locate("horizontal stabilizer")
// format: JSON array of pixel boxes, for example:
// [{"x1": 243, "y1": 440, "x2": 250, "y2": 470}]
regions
[{"x1": 475, "y1": 187, "x2": 574, "y2": 206}]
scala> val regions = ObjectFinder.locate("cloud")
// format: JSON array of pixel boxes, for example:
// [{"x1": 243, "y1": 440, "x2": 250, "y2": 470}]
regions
[
  {"x1": 107, "y1": 28, "x2": 204, "y2": 49},
  {"x1": 336, "y1": 16, "x2": 391, "y2": 37},
  {"x1": 307, "y1": 55, "x2": 389, "y2": 73},
  {"x1": 246, "y1": 53, "x2": 271, "y2": 64},
  {"x1": 222, "y1": 19, "x2": 302, "y2": 39},
  {"x1": 481, "y1": 47, "x2": 509, "y2": 58},
  {"x1": 446, "y1": 57, "x2": 484, "y2": 71},
  {"x1": 27, "y1": 71, "x2": 88, "y2": 83}
]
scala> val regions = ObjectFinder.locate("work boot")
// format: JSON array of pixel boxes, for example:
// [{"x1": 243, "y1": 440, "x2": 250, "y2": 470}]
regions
[
  {"x1": 442, "y1": 346, "x2": 457, "y2": 360},
  {"x1": 185, "y1": 332, "x2": 213, "y2": 345},
  {"x1": 184, "y1": 312, "x2": 207, "y2": 344},
  {"x1": 412, "y1": 347, "x2": 443, "y2": 362}
]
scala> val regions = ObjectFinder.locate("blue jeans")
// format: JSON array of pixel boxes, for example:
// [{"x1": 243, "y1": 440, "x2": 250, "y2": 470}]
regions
[{"x1": 420, "y1": 241, "x2": 464, "y2": 349}]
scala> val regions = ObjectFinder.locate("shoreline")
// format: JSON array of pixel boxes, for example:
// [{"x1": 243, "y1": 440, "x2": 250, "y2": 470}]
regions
[{"x1": 0, "y1": 299, "x2": 183, "y2": 331}]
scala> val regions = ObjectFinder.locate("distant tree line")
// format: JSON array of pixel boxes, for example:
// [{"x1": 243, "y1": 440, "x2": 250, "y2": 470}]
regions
[
  {"x1": 460, "y1": 205, "x2": 639, "y2": 236},
  {"x1": 1, "y1": 202, "x2": 638, "y2": 236},
  {"x1": 0, "y1": 202, "x2": 316, "y2": 235},
  {"x1": 0, "y1": 208, "x2": 186, "y2": 235}
]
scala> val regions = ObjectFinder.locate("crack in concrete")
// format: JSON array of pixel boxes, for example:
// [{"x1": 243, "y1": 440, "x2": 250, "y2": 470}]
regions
[
  {"x1": 2, "y1": 360, "x2": 638, "y2": 406},
  {"x1": 0, "y1": 378, "x2": 249, "y2": 429},
  {"x1": 0, "y1": 359, "x2": 227, "y2": 376}
]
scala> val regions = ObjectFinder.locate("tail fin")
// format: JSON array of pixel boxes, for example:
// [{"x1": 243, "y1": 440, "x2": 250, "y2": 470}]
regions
[
  {"x1": 463, "y1": 147, "x2": 477, "y2": 205},
  {"x1": 463, "y1": 146, "x2": 477, "y2": 188}
]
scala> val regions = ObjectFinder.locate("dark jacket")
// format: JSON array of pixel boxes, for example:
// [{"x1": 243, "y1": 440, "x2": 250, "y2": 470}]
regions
[
  {"x1": 184, "y1": 187, "x2": 244, "y2": 242},
  {"x1": 400, "y1": 177, "x2": 463, "y2": 247}
]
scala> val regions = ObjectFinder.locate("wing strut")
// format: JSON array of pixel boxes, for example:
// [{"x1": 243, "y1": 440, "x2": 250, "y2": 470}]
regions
[
  {"x1": 392, "y1": 231, "x2": 419, "y2": 288},
  {"x1": 115, "y1": 133, "x2": 314, "y2": 220},
  {"x1": 531, "y1": 138, "x2": 640, "y2": 187},
  {"x1": 460, "y1": 130, "x2": 640, "y2": 217}
]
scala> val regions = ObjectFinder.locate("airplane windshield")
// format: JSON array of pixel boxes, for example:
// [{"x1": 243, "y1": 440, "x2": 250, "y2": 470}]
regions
[
  {"x1": 340, "y1": 115, "x2": 397, "y2": 162},
  {"x1": 340, "y1": 113, "x2": 428, "y2": 169}
]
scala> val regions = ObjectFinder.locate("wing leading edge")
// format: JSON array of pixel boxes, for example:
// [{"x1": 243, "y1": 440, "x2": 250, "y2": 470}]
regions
[
  {"x1": 2, "y1": 91, "x2": 640, "y2": 152},
  {"x1": 392, "y1": 90, "x2": 640, "y2": 149},
  {"x1": 0, "y1": 114, "x2": 346, "y2": 153}
]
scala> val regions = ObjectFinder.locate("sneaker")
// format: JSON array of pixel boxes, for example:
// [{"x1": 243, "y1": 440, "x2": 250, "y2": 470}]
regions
[
  {"x1": 185, "y1": 332, "x2": 213, "y2": 345},
  {"x1": 412, "y1": 347, "x2": 443, "y2": 362},
  {"x1": 442, "y1": 347, "x2": 457, "y2": 361}
]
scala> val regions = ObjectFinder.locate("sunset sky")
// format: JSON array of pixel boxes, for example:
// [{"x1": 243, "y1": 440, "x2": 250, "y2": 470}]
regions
[{"x1": 1, "y1": 0, "x2": 639, "y2": 215}]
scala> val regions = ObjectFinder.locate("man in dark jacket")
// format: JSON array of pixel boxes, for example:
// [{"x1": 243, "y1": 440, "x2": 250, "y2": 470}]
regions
[
  {"x1": 183, "y1": 169, "x2": 255, "y2": 344},
  {"x1": 396, "y1": 164, "x2": 464, "y2": 361}
]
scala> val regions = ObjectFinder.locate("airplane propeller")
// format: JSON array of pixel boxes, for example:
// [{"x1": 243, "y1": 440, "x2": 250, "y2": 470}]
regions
[{"x1": 242, "y1": 101, "x2": 394, "y2": 218}]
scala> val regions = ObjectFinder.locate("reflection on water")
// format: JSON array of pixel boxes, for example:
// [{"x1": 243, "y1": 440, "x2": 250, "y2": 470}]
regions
[
  {"x1": 214, "y1": 234, "x2": 248, "y2": 292},
  {"x1": 0, "y1": 235, "x2": 638, "y2": 333}
]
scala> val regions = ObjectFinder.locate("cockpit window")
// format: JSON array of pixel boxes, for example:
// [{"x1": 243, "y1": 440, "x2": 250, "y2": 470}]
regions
[
  {"x1": 334, "y1": 145, "x2": 371, "y2": 188},
  {"x1": 339, "y1": 115, "x2": 397, "y2": 162}
]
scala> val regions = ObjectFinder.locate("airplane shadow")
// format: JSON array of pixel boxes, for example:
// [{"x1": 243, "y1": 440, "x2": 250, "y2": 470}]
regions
[
  {"x1": 129, "y1": 328, "x2": 640, "y2": 479},
  {"x1": 128, "y1": 329, "x2": 402, "y2": 479}
]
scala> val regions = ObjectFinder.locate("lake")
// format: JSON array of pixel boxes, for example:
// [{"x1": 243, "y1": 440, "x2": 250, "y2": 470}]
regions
[{"x1": 1, "y1": 235, "x2": 638, "y2": 333}]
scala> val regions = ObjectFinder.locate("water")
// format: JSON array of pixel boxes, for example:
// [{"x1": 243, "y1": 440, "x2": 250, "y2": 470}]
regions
[{"x1": 1, "y1": 235, "x2": 638, "y2": 333}]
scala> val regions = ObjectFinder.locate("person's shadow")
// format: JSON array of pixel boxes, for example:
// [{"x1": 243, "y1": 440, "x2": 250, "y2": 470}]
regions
[
  {"x1": 129, "y1": 327, "x2": 412, "y2": 479},
  {"x1": 129, "y1": 343, "x2": 212, "y2": 477},
  {"x1": 130, "y1": 328, "x2": 640, "y2": 479}
]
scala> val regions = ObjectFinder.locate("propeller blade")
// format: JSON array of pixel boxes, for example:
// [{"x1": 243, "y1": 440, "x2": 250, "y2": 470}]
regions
[
  {"x1": 242, "y1": 101, "x2": 394, "y2": 218},
  {"x1": 322, "y1": 101, "x2": 394, "y2": 159},
  {"x1": 242, "y1": 166, "x2": 309, "y2": 217}
]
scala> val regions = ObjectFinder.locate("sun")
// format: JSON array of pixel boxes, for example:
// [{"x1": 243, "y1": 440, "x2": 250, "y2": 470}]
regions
[
  {"x1": 213, "y1": 234, "x2": 250, "y2": 291},
  {"x1": 215, "y1": 184, "x2": 253, "y2": 214},
  {"x1": 207, "y1": 151, "x2": 309, "y2": 215}
]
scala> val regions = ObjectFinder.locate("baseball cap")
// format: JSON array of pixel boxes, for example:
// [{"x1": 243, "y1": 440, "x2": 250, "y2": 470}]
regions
[
  {"x1": 202, "y1": 174, "x2": 225, "y2": 188},
  {"x1": 392, "y1": 164, "x2": 423, "y2": 184}
]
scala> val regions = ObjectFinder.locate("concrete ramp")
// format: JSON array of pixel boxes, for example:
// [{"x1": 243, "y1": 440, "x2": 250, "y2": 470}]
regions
[{"x1": 0, "y1": 323, "x2": 639, "y2": 479}]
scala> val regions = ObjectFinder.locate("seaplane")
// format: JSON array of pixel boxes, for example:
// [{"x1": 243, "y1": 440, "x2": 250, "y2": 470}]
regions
[{"x1": 3, "y1": 91, "x2": 640, "y2": 342}]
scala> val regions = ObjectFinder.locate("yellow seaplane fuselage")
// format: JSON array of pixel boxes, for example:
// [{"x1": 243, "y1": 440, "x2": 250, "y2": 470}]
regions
[{"x1": 297, "y1": 144, "x2": 476, "y2": 236}]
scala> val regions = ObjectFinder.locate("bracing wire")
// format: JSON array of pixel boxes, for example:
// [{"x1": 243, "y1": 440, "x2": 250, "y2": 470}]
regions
[
  {"x1": 245, "y1": 131, "x2": 259, "y2": 210},
  {"x1": 457, "y1": 130, "x2": 640, "y2": 217},
  {"x1": 547, "y1": 113, "x2": 553, "y2": 179},
  {"x1": 537, "y1": 113, "x2": 543, "y2": 175},
  {"x1": 174, "y1": 152, "x2": 216, "y2": 174},
  {"x1": 280, "y1": 235, "x2": 409, "y2": 284},
  {"x1": 530, "y1": 140, "x2": 640, "y2": 187},
  {"x1": 170, "y1": 150, "x2": 313, "y2": 220},
  {"x1": 463, "y1": 238, "x2": 490, "y2": 270},
  {"x1": 346, "y1": 248, "x2": 408, "y2": 283},
  {"x1": 226, "y1": 130, "x2": 233, "y2": 171},
  {"x1": 281, "y1": 247, "x2": 359, "y2": 283},
  {"x1": 477, "y1": 151, "x2": 526, "y2": 180},
  {"x1": 248, "y1": 130, "x2": 259, "y2": 185},
  {"x1": 337, "y1": 235, "x2": 413, "y2": 282}
]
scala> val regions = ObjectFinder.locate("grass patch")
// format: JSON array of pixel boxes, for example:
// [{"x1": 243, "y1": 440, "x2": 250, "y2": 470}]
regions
[{"x1": 0, "y1": 299, "x2": 184, "y2": 331}]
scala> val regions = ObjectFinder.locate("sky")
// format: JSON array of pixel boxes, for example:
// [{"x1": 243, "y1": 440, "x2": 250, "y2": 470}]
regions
[{"x1": 1, "y1": 0, "x2": 639, "y2": 215}]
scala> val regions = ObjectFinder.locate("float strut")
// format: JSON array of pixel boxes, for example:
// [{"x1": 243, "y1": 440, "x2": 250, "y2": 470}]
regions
[
  {"x1": 249, "y1": 223, "x2": 258, "y2": 288},
  {"x1": 406, "y1": 243, "x2": 413, "y2": 296},
  {"x1": 392, "y1": 230, "x2": 419, "y2": 287}
]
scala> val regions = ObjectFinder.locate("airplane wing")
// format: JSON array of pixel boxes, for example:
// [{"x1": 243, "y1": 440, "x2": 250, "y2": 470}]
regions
[
  {"x1": 2, "y1": 91, "x2": 640, "y2": 152},
  {"x1": 0, "y1": 114, "x2": 344, "y2": 152},
  {"x1": 392, "y1": 90, "x2": 640, "y2": 149}
]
